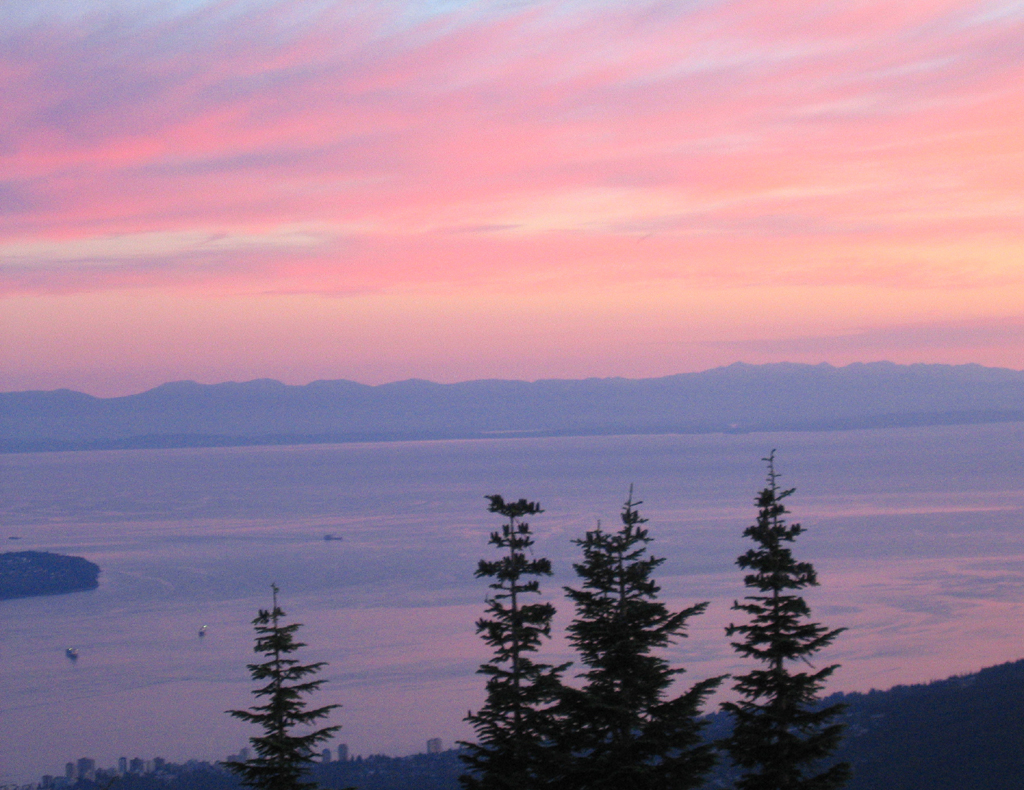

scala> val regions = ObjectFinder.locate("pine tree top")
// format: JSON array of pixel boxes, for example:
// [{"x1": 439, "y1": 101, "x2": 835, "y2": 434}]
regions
[
  {"x1": 556, "y1": 488, "x2": 722, "y2": 790},
  {"x1": 461, "y1": 495, "x2": 567, "y2": 790},
  {"x1": 225, "y1": 584, "x2": 341, "y2": 790},
  {"x1": 565, "y1": 489, "x2": 703, "y2": 665},
  {"x1": 722, "y1": 454, "x2": 850, "y2": 790}
]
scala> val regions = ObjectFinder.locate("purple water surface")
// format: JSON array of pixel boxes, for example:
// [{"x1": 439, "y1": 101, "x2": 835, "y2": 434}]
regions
[{"x1": 2, "y1": 425, "x2": 1023, "y2": 783}]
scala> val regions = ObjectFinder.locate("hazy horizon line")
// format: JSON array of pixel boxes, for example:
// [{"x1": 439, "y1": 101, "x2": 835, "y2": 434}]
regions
[{"x1": 8, "y1": 359, "x2": 1024, "y2": 400}]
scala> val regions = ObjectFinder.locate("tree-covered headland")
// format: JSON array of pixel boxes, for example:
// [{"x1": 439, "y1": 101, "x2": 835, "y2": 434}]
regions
[{"x1": 0, "y1": 551, "x2": 100, "y2": 600}]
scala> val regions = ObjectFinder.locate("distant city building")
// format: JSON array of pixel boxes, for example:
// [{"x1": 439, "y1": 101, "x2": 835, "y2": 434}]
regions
[
  {"x1": 118, "y1": 757, "x2": 128, "y2": 774},
  {"x1": 153, "y1": 758, "x2": 165, "y2": 771},
  {"x1": 427, "y1": 738, "x2": 443, "y2": 754},
  {"x1": 336, "y1": 744, "x2": 349, "y2": 762},
  {"x1": 321, "y1": 749, "x2": 331, "y2": 763},
  {"x1": 226, "y1": 747, "x2": 251, "y2": 763},
  {"x1": 76, "y1": 758, "x2": 96, "y2": 781},
  {"x1": 65, "y1": 763, "x2": 74, "y2": 780},
  {"x1": 41, "y1": 775, "x2": 54, "y2": 788},
  {"x1": 129, "y1": 758, "x2": 145, "y2": 774}
]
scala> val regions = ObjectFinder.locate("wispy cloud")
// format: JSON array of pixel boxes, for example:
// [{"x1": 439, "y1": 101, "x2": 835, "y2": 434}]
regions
[
  {"x1": 1, "y1": 0, "x2": 1022, "y2": 389},
  {"x1": 0, "y1": 226, "x2": 333, "y2": 266}
]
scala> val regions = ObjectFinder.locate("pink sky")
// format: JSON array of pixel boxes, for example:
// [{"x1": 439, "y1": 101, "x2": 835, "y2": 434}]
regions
[{"x1": 2, "y1": 0, "x2": 1022, "y2": 395}]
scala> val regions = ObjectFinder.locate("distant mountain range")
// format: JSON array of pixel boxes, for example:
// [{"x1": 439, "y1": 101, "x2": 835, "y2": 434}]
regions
[{"x1": 3, "y1": 361, "x2": 1024, "y2": 453}]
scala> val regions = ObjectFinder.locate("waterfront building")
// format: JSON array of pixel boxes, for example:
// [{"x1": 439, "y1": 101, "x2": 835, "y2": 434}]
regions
[
  {"x1": 336, "y1": 744, "x2": 349, "y2": 762},
  {"x1": 76, "y1": 758, "x2": 95, "y2": 781},
  {"x1": 227, "y1": 747, "x2": 251, "y2": 763}
]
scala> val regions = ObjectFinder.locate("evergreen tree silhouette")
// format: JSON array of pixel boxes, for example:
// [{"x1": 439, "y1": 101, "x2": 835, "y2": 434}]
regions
[
  {"x1": 226, "y1": 584, "x2": 341, "y2": 790},
  {"x1": 460, "y1": 495, "x2": 569, "y2": 790},
  {"x1": 721, "y1": 453, "x2": 849, "y2": 790},
  {"x1": 557, "y1": 487, "x2": 722, "y2": 790}
]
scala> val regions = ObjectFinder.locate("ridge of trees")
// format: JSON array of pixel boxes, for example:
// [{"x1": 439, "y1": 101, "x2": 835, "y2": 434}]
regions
[
  {"x1": 460, "y1": 455, "x2": 846, "y2": 789},
  {"x1": 225, "y1": 456, "x2": 849, "y2": 790}
]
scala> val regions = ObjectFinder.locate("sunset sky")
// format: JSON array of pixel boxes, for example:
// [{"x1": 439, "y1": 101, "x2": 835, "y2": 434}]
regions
[{"x1": 2, "y1": 0, "x2": 1022, "y2": 396}]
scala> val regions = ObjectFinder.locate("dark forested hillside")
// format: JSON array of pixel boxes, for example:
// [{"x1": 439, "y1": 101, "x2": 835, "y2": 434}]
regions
[
  {"x1": 831, "y1": 658, "x2": 1024, "y2": 790},
  {"x1": 4, "y1": 362, "x2": 1024, "y2": 452},
  {"x1": 703, "y1": 658, "x2": 1024, "y2": 790},
  {"x1": 45, "y1": 660, "x2": 1024, "y2": 790}
]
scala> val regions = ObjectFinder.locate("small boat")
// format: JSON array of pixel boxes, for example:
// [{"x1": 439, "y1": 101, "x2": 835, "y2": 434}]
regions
[
  {"x1": 66, "y1": 647, "x2": 78, "y2": 661},
  {"x1": 323, "y1": 533, "x2": 342, "y2": 542},
  {"x1": 199, "y1": 625, "x2": 207, "y2": 638}
]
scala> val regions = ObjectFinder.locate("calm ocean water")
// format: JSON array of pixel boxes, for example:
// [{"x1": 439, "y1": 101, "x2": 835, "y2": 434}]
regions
[{"x1": 2, "y1": 426, "x2": 1024, "y2": 783}]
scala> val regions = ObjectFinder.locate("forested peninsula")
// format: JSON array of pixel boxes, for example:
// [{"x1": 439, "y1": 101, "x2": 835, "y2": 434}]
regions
[{"x1": 0, "y1": 551, "x2": 100, "y2": 600}]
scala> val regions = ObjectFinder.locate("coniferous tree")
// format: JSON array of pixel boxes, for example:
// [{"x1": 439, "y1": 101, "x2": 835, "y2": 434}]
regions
[
  {"x1": 721, "y1": 452, "x2": 850, "y2": 790},
  {"x1": 226, "y1": 584, "x2": 341, "y2": 790},
  {"x1": 556, "y1": 487, "x2": 722, "y2": 790},
  {"x1": 460, "y1": 495, "x2": 569, "y2": 790}
]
